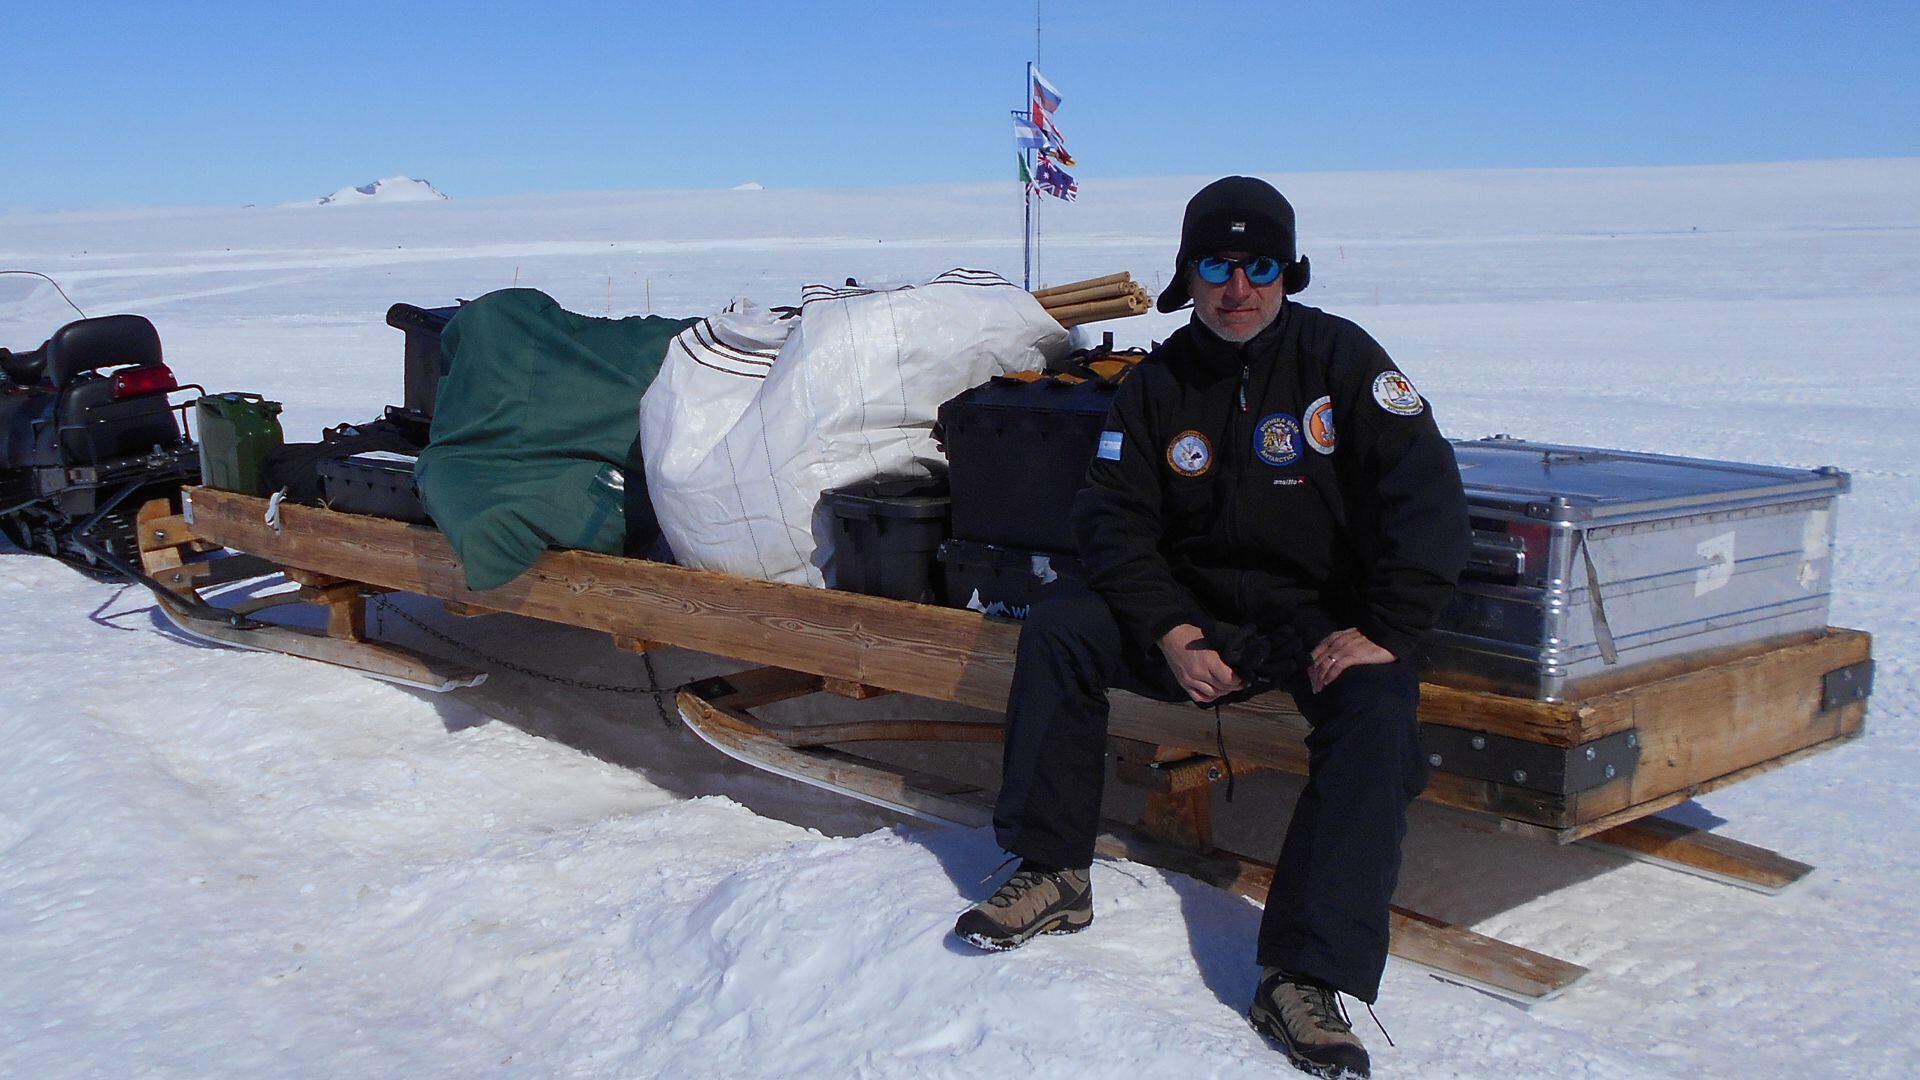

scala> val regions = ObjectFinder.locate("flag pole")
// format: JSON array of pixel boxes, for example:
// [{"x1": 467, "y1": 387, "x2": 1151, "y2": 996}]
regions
[
  {"x1": 1033, "y1": 4, "x2": 1042, "y2": 288},
  {"x1": 1024, "y1": 62, "x2": 1037, "y2": 289},
  {"x1": 1023, "y1": 163, "x2": 1034, "y2": 290}
]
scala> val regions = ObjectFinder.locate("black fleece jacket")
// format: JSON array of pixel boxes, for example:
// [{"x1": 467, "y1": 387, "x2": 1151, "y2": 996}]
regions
[{"x1": 1069, "y1": 302, "x2": 1470, "y2": 663}]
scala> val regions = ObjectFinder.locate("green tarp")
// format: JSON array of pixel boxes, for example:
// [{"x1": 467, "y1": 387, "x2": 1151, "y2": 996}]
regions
[{"x1": 414, "y1": 288, "x2": 696, "y2": 591}]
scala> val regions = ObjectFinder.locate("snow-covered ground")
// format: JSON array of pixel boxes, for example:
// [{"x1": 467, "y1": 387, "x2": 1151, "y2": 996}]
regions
[{"x1": 3, "y1": 159, "x2": 1917, "y2": 1077}]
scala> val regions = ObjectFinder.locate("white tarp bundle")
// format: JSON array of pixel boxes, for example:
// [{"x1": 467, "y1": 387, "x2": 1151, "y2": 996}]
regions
[{"x1": 638, "y1": 269, "x2": 1070, "y2": 586}]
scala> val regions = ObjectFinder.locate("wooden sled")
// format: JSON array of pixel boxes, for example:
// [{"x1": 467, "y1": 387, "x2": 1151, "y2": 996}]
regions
[{"x1": 143, "y1": 487, "x2": 1874, "y2": 1004}]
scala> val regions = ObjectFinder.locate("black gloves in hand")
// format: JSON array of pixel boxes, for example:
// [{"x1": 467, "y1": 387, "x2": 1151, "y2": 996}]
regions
[{"x1": 1207, "y1": 620, "x2": 1304, "y2": 693}]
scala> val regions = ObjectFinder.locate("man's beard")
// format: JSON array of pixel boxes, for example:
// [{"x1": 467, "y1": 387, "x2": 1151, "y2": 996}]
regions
[{"x1": 1195, "y1": 303, "x2": 1280, "y2": 344}]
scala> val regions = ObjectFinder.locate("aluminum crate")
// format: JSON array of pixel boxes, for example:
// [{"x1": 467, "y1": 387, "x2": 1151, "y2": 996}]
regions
[{"x1": 1424, "y1": 437, "x2": 1849, "y2": 701}]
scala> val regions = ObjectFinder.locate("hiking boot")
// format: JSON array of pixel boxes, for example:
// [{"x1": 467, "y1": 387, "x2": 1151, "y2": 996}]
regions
[
  {"x1": 1248, "y1": 967, "x2": 1370, "y2": 1079},
  {"x1": 952, "y1": 862, "x2": 1092, "y2": 951}
]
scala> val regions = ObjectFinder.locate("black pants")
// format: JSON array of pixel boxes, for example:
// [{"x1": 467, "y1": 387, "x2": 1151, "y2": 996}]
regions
[{"x1": 990, "y1": 589, "x2": 1427, "y2": 1004}]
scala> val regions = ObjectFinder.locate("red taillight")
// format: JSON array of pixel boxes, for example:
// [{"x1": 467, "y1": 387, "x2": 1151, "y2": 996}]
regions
[{"x1": 111, "y1": 363, "x2": 178, "y2": 399}]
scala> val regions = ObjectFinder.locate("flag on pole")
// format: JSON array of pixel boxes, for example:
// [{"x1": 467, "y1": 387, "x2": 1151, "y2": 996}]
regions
[
  {"x1": 1031, "y1": 67, "x2": 1063, "y2": 119},
  {"x1": 1012, "y1": 114, "x2": 1048, "y2": 151},
  {"x1": 1018, "y1": 153, "x2": 1033, "y2": 186},
  {"x1": 1034, "y1": 153, "x2": 1077, "y2": 201},
  {"x1": 1029, "y1": 67, "x2": 1074, "y2": 166},
  {"x1": 1039, "y1": 117, "x2": 1075, "y2": 166}
]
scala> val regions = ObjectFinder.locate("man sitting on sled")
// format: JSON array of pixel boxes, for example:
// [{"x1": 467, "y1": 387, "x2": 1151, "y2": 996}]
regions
[{"x1": 953, "y1": 176, "x2": 1471, "y2": 1079}]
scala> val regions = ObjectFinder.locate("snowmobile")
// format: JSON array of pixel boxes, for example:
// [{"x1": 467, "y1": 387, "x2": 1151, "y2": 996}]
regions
[{"x1": 0, "y1": 314, "x2": 202, "y2": 571}]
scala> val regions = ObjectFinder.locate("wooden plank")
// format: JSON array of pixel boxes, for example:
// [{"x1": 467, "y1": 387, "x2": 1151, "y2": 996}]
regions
[
  {"x1": 136, "y1": 513, "x2": 193, "y2": 553},
  {"x1": 678, "y1": 689, "x2": 995, "y2": 824},
  {"x1": 189, "y1": 488, "x2": 1017, "y2": 705},
  {"x1": 1084, "y1": 835, "x2": 1584, "y2": 1001},
  {"x1": 325, "y1": 595, "x2": 368, "y2": 642},
  {"x1": 679, "y1": 682, "x2": 1584, "y2": 1004},
  {"x1": 302, "y1": 580, "x2": 383, "y2": 607},
  {"x1": 182, "y1": 489, "x2": 1870, "y2": 834},
  {"x1": 698, "y1": 666, "x2": 827, "y2": 711},
  {"x1": 231, "y1": 591, "x2": 311, "y2": 616},
  {"x1": 145, "y1": 552, "x2": 280, "y2": 596},
  {"x1": 1114, "y1": 752, "x2": 1243, "y2": 795},
  {"x1": 1581, "y1": 815, "x2": 1813, "y2": 894},
  {"x1": 1560, "y1": 724, "x2": 1865, "y2": 842},
  {"x1": 284, "y1": 567, "x2": 347, "y2": 589},
  {"x1": 823, "y1": 677, "x2": 893, "y2": 700},
  {"x1": 136, "y1": 514, "x2": 190, "y2": 549},
  {"x1": 1382, "y1": 906, "x2": 1585, "y2": 1002},
  {"x1": 1567, "y1": 630, "x2": 1871, "y2": 825},
  {"x1": 136, "y1": 499, "x2": 186, "y2": 572},
  {"x1": 1411, "y1": 684, "x2": 1603, "y2": 748},
  {"x1": 762, "y1": 718, "x2": 1005, "y2": 748},
  {"x1": 153, "y1": 591, "x2": 485, "y2": 692},
  {"x1": 1140, "y1": 787, "x2": 1213, "y2": 851}
]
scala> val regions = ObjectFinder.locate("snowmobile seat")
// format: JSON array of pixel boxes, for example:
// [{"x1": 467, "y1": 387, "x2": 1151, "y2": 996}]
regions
[
  {"x1": 0, "y1": 341, "x2": 48, "y2": 385},
  {"x1": 42, "y1": 314, "x2": 163, "y2": 389}
]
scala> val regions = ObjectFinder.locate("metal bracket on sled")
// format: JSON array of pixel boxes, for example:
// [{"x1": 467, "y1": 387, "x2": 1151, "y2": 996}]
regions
[
  {"x1": 1420, "y1": 725, "x2": 1639, "y2": 796},
  {"x1": 1820, "y1": 660, "x2": 1874, "y2": 713}
]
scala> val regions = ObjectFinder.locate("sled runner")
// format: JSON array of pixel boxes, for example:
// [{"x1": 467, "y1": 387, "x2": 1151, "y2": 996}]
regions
[{"x1": 140, "y1": 486, "x2": 1872, "y2": 1004}]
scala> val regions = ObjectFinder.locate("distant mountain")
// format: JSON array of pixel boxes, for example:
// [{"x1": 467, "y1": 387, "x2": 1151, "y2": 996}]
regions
[{"x1": 296, "y1": 176, "x2": 448, "y2": 207}]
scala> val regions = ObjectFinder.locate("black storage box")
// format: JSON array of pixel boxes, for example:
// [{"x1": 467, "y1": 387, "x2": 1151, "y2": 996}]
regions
[
  {"x1": 820, "y1": 479, "x2": 951, "y2": 603},
  {"x1": 317, "y1": 451, "x2": 431, "y2": 524},
  {"x1": 938, "y1": 538, "x2": 1085, "y2": 620},
  {"x1": 385, "y1": 303, "x2": 460, "y2": 420},
  {"x1": 937, "y1": 375, "x2": 1120, "y2": 553}
]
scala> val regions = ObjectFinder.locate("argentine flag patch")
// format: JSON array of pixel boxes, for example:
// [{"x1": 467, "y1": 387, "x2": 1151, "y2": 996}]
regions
[{"x1": 1097, "y1": 431, "x2": 1124, "y2": 461}]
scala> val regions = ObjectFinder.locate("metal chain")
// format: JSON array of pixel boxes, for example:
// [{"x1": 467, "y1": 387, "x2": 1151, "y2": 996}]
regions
[{"x1": 371, "y1": 595, "x2": 677, "y2": 727}]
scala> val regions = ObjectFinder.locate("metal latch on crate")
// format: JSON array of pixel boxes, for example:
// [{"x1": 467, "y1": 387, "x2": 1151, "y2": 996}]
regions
[
  {"x1": 1420, "y1": 725, "x2": 1640, "y2": 796},
  {"x1": 1820, "y1": 660, "x2": 1874, "y2": 713},
  {"x1": 1466, "y1": 528, "x2": 1527, "y2": 580}
]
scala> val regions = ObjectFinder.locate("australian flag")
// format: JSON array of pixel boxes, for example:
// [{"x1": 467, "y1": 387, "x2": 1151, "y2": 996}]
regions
[{"x1": 1034, "y1": 153, "x2": 1078, "y2": 202}]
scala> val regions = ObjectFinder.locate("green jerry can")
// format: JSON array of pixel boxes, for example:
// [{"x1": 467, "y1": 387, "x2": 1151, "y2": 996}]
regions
[{"x1": 195, "y1": 393, "x2": 285, "y2": 494}]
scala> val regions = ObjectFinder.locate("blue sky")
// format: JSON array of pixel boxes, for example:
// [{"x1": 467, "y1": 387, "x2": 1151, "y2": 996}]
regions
[{"x1": 5, "y1": 1, "x2": 1916, "y2": 210}]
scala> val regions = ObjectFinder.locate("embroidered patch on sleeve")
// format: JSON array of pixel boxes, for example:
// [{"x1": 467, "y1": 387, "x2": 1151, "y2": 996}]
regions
[
  {"x1": 1097, "y1": 430, "x2": 1124, "y2": 461},
  {"x1": 1371, "y1": 371, "x2": 1424, "y2": 416}
]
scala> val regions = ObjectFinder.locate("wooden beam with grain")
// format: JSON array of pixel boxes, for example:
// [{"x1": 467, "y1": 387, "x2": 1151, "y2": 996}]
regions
[{"x1": 182, "y1": 488, "x2": 1871, "y2": 837}]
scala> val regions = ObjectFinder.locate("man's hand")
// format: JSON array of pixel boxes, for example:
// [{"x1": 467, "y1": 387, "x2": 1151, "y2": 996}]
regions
[
  {"x1": 1307, "y1": 628, "x2": 1395, "y2": 693},
  {"x1": 1157, "y1": 624, "x2": 1246, "y2": 704}
]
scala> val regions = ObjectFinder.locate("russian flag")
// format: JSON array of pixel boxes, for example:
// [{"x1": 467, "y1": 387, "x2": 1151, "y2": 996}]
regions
[{"x1": 1031, "y1": 66, "x2": 1063, "y2": 118}]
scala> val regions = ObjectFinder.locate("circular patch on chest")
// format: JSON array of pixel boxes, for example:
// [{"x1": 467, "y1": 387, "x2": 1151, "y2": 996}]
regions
[
  {"x1": 1166, "y1": 430, "x2": 1214, "y2": 477},
  {"x1": 1253, "y1": 413, "x2": 1302, "y2": 467},
  {"x1": 1304, "y1": 395, "x2": 1337, "y2": 454}
]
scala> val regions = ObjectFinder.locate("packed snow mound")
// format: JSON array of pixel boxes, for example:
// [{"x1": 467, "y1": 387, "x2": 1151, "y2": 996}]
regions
[{"x1": 299, "y1": 176, "x2": 448, "y2": 207}]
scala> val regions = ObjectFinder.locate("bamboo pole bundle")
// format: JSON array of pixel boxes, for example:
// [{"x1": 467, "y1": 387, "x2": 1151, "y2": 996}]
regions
[
  {"x1": 1044, "y1": 295, "x2": 1145, "y2": 327},
  {"x1": 1032, "y1": 272, "x2": 1154, "y2": 328},
  {"x1": 1035, "y1": 281, "x2": 1131, "y2": 309},
  {"x1": 1031, "y1": 272, "x2": 1131, "y2": 300}
]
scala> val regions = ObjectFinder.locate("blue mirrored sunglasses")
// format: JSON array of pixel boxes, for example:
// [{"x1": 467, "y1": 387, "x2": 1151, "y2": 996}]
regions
[{"x1": 1193, "y1": 255, "x2": 1283, "y2": 286}]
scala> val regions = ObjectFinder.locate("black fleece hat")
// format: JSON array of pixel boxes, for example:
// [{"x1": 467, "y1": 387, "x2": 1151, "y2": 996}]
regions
[{"x1": 1156, "y1": 175, "x2": 1311, "y2": 312}]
